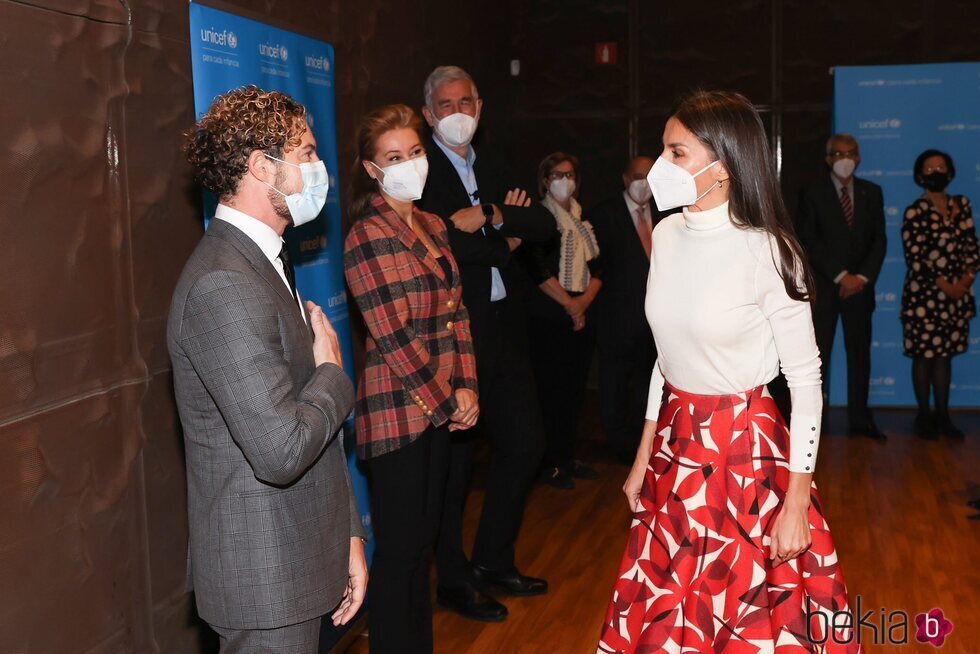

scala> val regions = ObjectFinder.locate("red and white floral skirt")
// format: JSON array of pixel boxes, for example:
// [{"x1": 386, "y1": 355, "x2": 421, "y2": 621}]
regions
[{"x1": 598, "y1": 383, "x2": 860, "y2": 653}]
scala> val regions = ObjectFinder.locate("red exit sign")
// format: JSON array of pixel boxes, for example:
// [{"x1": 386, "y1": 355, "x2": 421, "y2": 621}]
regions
[{"x1": 595, "y1": 42, "x2": 618, "y2": 65}]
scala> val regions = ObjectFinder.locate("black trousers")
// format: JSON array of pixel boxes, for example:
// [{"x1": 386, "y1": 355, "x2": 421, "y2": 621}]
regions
[
  {"x1": 813, "y1": 279, "x2": 875, "y2": 427},
  {"x1": 527, "y1": 313, "x2": 594, "y2": 468},
  {"x1": 366, "y1": 426, "x2": 450, "y2": 654},
  {"x1": 596, "y1": 316, "x2": 655, "y2": 459},
  {"x1": 437, "y1": 298, "x2": 545, "y2": 587}
]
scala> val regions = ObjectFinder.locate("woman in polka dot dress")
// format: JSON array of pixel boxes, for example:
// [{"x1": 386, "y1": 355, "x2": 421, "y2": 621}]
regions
[{"x1": 901, "y1": 149, "x2": 978, "y2": 440}]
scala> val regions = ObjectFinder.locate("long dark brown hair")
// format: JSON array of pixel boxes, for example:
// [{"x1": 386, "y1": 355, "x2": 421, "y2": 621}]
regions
[
  {"x1": 673, "y1": 90, "x2": 813, "y2": 302},
  {"x1": 348, "y1": 103, "x2": 423, "y2": 219}
]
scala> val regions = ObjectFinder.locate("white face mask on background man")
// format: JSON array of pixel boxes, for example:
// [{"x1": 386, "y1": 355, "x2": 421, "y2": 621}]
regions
[
  {"x1": 263, "y1": 154, "x2": 329, "y2": 227},
  {"x1": 549, "y1": 177, "x2": 576, "y2": 203},
  {"x1": 434, "y1": 112, "x2": 478, "y2": 148},
  {"x1": 832, "y1": 158, "x2": 856, "y2": 179},
  {"x1": 371, "y1": 156, "x2": 430, "y2": 202},
  {"x1": 646, "y1": 157, "x2": 719, "y2": 211},
  {"x1": 627, "y1": 178, "x2": 653, "y2": 205}
]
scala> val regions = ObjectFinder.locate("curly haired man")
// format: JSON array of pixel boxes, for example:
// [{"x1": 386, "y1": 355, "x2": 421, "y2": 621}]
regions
[{"x1": 168, "y1": 86, "x2": 366, "y2": 653}]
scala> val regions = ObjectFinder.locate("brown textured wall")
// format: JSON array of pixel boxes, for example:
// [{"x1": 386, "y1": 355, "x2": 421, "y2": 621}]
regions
[{"x1": 2, "y1": 1, "x2": 980, "y2": 652}]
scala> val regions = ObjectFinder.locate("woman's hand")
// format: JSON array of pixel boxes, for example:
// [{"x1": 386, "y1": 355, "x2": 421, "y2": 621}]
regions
[
  {"x1": 769, "y1": 502, "x2": 812, "y2": 566},
  {"x1": 449, "y1": 389, "x2": 479, "y2": 431},
  {"x1": 622, "y1": 456, "x2": 649, "y2": 511},
  {"x1": 938, "y1": 276, "x2": 966, "y2": 300}
]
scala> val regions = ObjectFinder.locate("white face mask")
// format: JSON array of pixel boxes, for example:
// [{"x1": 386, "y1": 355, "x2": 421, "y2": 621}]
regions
[
  {"x1": 371, "y1": 156, "x2": 429, "y2": 202},
  {"x1": 646, "y1": 157, "x2": 720, "y2": 211},
  {"x1": 832, "y1": 158, "x2": 856, "y2": 179},
  {"x1": 263, "y1": 155, "x2": 329, "y2": 227},
  {"x1": 549, "y1": 177, "x2": 576, "y2": 203},
  {"x1": 434, "y1": 112, "x2": 478, "y2": 148},
  {"x1": 627, "y1": 178, "x2": 653, "y2": 205}
]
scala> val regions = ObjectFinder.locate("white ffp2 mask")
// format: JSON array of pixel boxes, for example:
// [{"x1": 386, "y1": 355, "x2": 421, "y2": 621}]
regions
[
  {"x1": 371, "y1": 156, "x2": 429, "y2": 202},
  {"x1": 646, "y1": 157, "x2": 719, "y2": 211},
  {"x1": 435, "y1": 112, "x2": 478, "y2": 148}
]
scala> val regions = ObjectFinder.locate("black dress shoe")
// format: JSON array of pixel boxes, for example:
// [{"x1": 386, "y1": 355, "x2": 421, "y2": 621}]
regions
[
  {"x1": 472, "y1": 564, "x2": 549, "y2": 597},
  {"x1": 569, "y1": 460, "x2": 599, "y2": 480},
  {"x1": 436, "y1": 583, "x2": 508, "y2": 622},
  {"x1": 542, "y1": 466, "x2": 575, "y2": 489},
  {"x1": 913, "y1": 412, "x2": 938, "y2": 440},
  {"x1": 851, "y1": 422, "x2": 887, "y2": 441},
  {"x1": 934, "y1": 414, "x2": 965, "y2": 440}
]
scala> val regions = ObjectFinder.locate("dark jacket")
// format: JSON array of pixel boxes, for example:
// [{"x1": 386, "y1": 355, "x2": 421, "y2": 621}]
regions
[
  {"x1": 588, "y1": 193, "x2": 652, "y2": 331},
  {"x1": 796, "y1": 175, "x2": 887, "y2": 286},
  {"x1": 417, "y1": 135, "x2": 555, "y2": 342},
  {"x1": 517, "y1": 203, "x2": 603, "y2": 322}
]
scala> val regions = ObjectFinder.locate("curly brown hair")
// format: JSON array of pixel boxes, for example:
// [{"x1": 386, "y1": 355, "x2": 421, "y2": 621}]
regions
[{"x1": 183, "y1": 85, "x2": 308, "y2": 200}]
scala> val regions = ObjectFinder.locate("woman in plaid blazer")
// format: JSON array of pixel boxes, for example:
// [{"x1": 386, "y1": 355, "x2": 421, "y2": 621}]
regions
[{"x1": 343, "y1": 104, "x2": 478, "y2": 654}]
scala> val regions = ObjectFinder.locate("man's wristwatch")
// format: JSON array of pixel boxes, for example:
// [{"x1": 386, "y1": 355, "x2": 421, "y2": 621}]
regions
[{"x1": 481, "y1": 203, "x2": 495, "y2": 228}]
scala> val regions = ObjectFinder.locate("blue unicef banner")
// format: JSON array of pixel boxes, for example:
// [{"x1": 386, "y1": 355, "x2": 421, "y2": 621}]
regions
[
  {"x1": 833, "y1": 63, "x2": 980, "y2": 407},
  {"x1": 188, "y1": 2, "x2": 375, "y2": 566}
]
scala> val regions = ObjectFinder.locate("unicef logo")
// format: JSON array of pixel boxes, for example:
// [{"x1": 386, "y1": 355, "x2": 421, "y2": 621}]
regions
[
  {"x1": 889, "y1": 119, "x2": 901, "y2": 128},
  {"x1": 887, "y1": 206, "x2": 899, "y2": 216},
  {"x1": 305, "y1": 54, "x2": 330, "y2": 71},
  {"x1": 280, "y1": 45, "x2": 288, "y2": 61},
  {"x1": 227, "y1": 31, "x2": 238, "y2": 48}
]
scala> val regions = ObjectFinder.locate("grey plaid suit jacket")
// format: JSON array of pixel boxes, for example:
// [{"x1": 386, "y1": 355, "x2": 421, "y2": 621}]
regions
[{"x1": 167, "y1": 218, "x2": 364, "y2": 630}]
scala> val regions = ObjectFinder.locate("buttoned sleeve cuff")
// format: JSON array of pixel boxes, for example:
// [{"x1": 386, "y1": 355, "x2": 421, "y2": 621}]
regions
[{"x1": 788, "y1": 412, "x2": 821, "y2": 473}]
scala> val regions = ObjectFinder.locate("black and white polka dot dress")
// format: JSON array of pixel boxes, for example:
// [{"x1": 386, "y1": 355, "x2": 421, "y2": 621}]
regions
[{"x1": 900, "y1": 194, "x2": 979, "y2": 358}]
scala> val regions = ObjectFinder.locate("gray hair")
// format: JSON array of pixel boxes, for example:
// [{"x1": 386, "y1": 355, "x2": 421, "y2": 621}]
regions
[
  {"x1": 826, "y1": 133, "x2": 859, "y2": 155},
  {"x1": 424, "y1": 65, "x2": 479, "y2": 109}
]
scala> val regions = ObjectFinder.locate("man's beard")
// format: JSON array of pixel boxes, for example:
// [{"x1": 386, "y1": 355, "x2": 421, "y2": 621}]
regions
[{"x1": 268, "y1": 166, "x2": 294, "y2": 223}]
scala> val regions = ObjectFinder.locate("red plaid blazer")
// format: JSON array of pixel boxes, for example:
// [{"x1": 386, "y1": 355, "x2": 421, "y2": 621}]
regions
[{"x1": 344, "y1": 194, "x2": 478, "y2": 459}]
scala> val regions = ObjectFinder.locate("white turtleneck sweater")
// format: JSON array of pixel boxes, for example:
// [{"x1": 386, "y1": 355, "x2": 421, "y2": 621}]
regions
[{"x1": 645, "y1": 201, "x2": 822, "y2": 473}]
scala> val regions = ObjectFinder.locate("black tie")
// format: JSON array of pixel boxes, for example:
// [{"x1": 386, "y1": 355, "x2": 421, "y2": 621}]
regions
[{"x1": 278, "y1": 244, "x2": 298, "y2": 301}]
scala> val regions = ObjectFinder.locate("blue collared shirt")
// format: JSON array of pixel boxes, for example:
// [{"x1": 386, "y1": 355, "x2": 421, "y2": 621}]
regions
[{"x1": 432, "y1": 136, "x2": 507, "y2": 301}]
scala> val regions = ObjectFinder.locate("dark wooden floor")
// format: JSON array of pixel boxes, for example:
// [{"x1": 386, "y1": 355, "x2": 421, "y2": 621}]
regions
[{"x1": 342, "y1": 403, "x2": 980, "y2": 654}]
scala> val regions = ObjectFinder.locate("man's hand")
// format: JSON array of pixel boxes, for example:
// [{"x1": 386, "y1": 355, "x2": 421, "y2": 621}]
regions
[
  {"x1": 449, "y1": 205, "x2": 487, "y2": 233},
  {"x1": 331, "y1": 538, "x2": 368, "y2": 626},
  {"x1": 449, "y1": 389, "x2": 479, "y2": 431},
  {"x1": 308, "y1": 301, "x2": 343, "y2": 367},
  {"x1": 504, "y1": 187, "x2": 532, "y2": 208},
  {"x1": 838, "y1": 273, "x2": 866, "y2": 299}
]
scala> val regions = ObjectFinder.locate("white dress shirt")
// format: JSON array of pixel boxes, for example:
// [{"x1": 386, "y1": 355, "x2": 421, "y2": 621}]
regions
[
  {"x1": 214, "y1": 203, "x2": 307, "y2": 322},
  {"x1": 644, "y1": 201, "x2": 822, "y2": 473}
]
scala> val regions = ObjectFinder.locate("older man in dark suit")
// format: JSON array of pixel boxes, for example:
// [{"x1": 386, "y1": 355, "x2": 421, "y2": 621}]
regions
[
  {"x1": 588, "y1": 156, "x2": 659, "y2": 463},
  {"x1": 797, "y1": 133, "x2": 887, "y2": 440},
  {"x1": 169, "y1": 86, "x2": 365, "y2": 652},
  {"x1": 417, "y1": 65, "x2": 555, "y2": 623}
]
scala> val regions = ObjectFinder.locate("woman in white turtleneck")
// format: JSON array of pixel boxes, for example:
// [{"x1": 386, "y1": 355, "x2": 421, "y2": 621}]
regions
[{"x1": 597, "y1": 91, "x2": 861, "y2": 654}]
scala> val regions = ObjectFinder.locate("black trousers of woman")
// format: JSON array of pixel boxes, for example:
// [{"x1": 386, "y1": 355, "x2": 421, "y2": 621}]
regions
[
  {"x1": 527, "y1": 313, "x2": 595, "y2": 469},
  {"x1": 366, "y1": 425, "x2": 450, "y2": 653}
]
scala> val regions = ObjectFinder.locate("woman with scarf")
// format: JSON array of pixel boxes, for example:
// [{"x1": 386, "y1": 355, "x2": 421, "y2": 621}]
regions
[{"x1": 519, "y1": 152, "x2": 602, "y2": 489}]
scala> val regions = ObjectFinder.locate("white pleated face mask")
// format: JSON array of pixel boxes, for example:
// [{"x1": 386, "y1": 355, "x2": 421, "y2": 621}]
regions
[
  {"x1": 646, "y1": 157, "x2": 719, "y2": 211},
  {"x1": 263, "y1": 155, "x2": 329, "y2": 227},
  {"x1": 371, "y1": 156, "x2": 429, "y2": 202}
]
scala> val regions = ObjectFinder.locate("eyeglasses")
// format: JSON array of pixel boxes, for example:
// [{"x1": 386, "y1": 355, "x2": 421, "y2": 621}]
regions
[
  {"x1": 829, "y1": 150, "x2": 858, "y2": 160},
  {"x1": 922, "y1": 164, "x2": 948, "y2": 174},
  {"x1": 548, "y1": 171, "x2": 576, "y2": 181}
]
